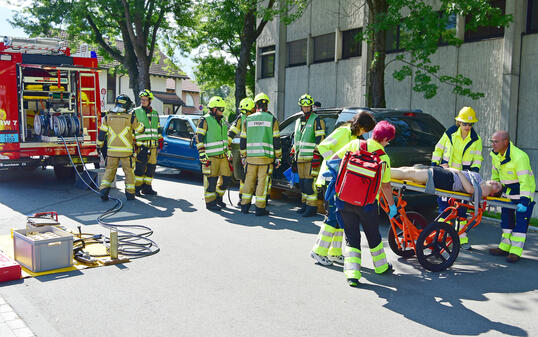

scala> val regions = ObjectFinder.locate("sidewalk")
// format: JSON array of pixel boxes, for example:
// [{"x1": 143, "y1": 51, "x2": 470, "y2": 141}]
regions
[{"x1": 0, "y1": 294, "x2": 34, "y2": 337}]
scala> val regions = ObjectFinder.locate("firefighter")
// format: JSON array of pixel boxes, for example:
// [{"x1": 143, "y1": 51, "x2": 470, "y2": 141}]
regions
[
  {"x1": 97, "y1": 94, "x2": 143, "y2": 201},
  {"x1": 133, "y1": 89, "x2": 163, "y2": 196},
  {"x1": 228, "y1": 97, "x2": 256, "y2": 206},
  {"x1": 239, "y1": 93, "x2": 282, "y2": 216},
  {"x1": 332, "y1": 121, "x2": 397, "y2": 287},
  {"x1": 196, "y1": 96, "x2": 232, "y2": 211},
  {"x1": 310, "y1": 110, "x2": 376, "y2": 266},
  {"x1": 489, "y1": 131, "x2": 536, "y2": 263},
  {"x1": 291, "y1": 94, "x2": 326, "y2": 217},
  {"x1": 431, "y1": 106, "x2": 483, "y2": 249}
]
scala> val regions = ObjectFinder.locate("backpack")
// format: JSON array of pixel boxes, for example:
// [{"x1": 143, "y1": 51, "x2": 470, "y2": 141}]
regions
[{"x1": 335, "y1": 141, "x2": 386, "y2": 206}]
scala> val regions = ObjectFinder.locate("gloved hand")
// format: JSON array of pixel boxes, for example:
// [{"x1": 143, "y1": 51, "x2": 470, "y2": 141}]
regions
[
  {"x1": 388, "y1": 204, "x2": 398, "y2": 219},
  {"x1": 199, "y1": 153, "x2": 209, "y2": 165},
  {"x1": 311, "y1": 152, "x2": 321, "y2": 168},
  {"x1": 274, "y1": 158, "x2": 281, "y2": 168},
  {"x1": 241, "y1": 156, "x2": 246, "y2": 167},
  {"x1": 516, "y1": 203, "x2": 527, "y2": 213},
  {"x1": 226, "y1": 149, "x2": 233, "y2": 161}
]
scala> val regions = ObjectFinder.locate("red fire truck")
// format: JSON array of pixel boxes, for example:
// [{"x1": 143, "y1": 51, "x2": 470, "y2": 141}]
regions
[{"x1": 0, "y1": 36, "x2": 101, "y2": 179}]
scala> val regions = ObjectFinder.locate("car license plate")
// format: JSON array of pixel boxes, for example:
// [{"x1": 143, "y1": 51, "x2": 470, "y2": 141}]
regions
[{"x1": 0, "y1": 133, "x2": 19, "y2": 143}]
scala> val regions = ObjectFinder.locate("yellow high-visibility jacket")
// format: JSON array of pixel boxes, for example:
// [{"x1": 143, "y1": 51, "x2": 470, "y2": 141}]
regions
[
  {"x1": 432, "y1": 125, "x2": 483, "y2": 172},
  {"x1": 491, "y1": 141, "x2": 535, "y2": 205}
]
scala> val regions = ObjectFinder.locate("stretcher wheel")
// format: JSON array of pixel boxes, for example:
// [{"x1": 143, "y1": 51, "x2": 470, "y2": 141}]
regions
[
  {"x1": 388, "y1": 211, "x2": 427, "y2": 258},
  {"x1": 416, "y1": 222, "x2": 460, "y2": 272}
]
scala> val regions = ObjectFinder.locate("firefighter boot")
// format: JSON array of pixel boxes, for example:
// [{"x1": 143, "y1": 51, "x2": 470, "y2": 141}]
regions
[
  {"x1": 216, "y1": 196, "x2": 226, "y2": 208},
  {"x1": 100, "y1": 188, "x2": 110, "y2": 201},
  {"x1": 135, "y1": 186, "x2": 142, "y2": 197},
  {"x1": 302, "y1": 205, "x2": 317, "y2": 217},
  {"x1": 255, "y1": 206, "x2": 269, "y2": 217},
  {"x1": 297, "y1": 203, "x2": 307, "y2": 213},
  {"x1": 241, "y1": 203, "x2": 251, "y2": 214},
  {"x1": 206, "y1": 200, "x2": 221, "y2": 211},
  {"x1": 237, "y1": 194, "x2": 242, "y2": 207},
  {"x1": 126, "y1": 192, "x2": 135, "y2": 201},
  {"x1": 142, "y1": 184, "x2": 157, "y2": 195}
]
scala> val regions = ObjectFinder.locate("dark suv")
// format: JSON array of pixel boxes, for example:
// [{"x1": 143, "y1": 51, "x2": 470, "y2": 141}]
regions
[{"x1": 273, "y1": 107, "x2": 446, "y2": 210}]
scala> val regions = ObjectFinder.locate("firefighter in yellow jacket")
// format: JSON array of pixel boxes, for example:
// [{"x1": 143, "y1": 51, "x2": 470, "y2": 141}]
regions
[
  {"x1": 133, "y1": 89, "x2": 163, "y2": 196},
  {"x1": 228, "y1": 97, "x2": 256, "y2": 206},
  {"x1": 240, "y1": 93, "x2": 282, "y2": 216},
  {"x1": 431, "y1": 106, "x2": 483, "y2": 249},
  {"x1": 97, "y1": 94, "x2": 143, "y2": 200},
  {"x1": 196, "y1": 96, "x2": 232, "y2": 211},
  {"x1": 291, "y1": 94, "x2": 326, "y2": 217}
]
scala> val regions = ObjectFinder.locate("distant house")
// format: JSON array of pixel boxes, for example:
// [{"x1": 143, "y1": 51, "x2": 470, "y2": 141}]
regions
[{"x1": 91, "y1": 41, "x2": 199, "y2": 115}]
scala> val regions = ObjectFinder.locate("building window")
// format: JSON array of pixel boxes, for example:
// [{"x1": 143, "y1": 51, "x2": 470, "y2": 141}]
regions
[
  {"x1": 185, "y1": 93, "x2": 194, "y2": 106},
  {"x1": 287, "y1": 39, "x2": 307, "y2": 67},
  {"x1": 528, "y1": 0, "x2": 538, "y2": 33},
  {"x1": 313, "y1": 33, "x2": 335, "y2": 63},
  {"x1": 342, "y1": 28, "x2": 362, "y2": 59},
  {"x1": 464, "y1": 0, "x2": 506, "y2": 42},
  {"x1": 260, "y1": 45, "x2": 275, "y2": 78},
  {"x1": 384, "y1": 25, "x2": 402, "y2": 53},
  {"x1": 106, "y1": 72, "x2": 116, "y2": 104}
]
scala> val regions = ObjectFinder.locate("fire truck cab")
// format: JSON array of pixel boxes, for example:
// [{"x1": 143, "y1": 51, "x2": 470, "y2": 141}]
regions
[{"x1": 0, "y1": 36, "x2": 101, "y2": 179}]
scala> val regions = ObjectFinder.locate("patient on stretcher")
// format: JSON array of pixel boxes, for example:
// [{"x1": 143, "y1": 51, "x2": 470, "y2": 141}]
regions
[{"x1": 391, "y1": 166, "x2": 503, "y2": 197}]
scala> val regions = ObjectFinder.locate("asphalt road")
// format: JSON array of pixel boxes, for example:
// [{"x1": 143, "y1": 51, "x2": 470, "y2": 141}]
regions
[{"x1": 0, "y1": 167, "x2": 537, "y2": 337}]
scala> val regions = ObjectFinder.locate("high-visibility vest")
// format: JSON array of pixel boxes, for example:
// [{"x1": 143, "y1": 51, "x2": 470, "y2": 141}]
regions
[
  {"x1": 491, "y1": 141, "x2": 535, "y2": 204},
  {"x1": 317, "y1": 125, "x2": 357, "y2": 159},
  {"x1": 134, "y1": 107, "x2": 160, "y2": 147},
  {"x1": 431, "y1": 125, "x2": 483, "y2": 172},
  {"x1": 245, "y1": 111, "x2": 275, "y2": 158},
  {"x1": 294, "y1": 113, "x2": 319, "y2": 161},
  {"x1": 98, "y1": 112, "x2": 142, "y2": 157},
  {"x1": 203, "y1": 114, "x2": 228, "y2": 157}
]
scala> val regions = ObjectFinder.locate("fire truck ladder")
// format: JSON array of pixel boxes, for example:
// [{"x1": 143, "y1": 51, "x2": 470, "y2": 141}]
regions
[
  {"x1": 1, "y1": 36, "x2": 69, "y2": 55},
  {"x1": 79, "y1": 72, "x2": 99, "y2": 144}
]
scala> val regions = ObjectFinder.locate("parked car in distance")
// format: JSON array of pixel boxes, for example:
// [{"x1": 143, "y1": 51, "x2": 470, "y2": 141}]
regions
[
  {"x1": 272, "y1": 107, "x2": 446, "y2": 212},
  {"x1": 157, "y1": 115, "x2": 201, "y2": 172}
]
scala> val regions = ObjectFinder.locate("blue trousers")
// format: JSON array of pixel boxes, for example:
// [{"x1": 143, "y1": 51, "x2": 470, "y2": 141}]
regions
[
  {"x1": 501, "y1": 201, "x2": 535, "y2": 233},
  {"x1": 437, "y1": 196, "x2": 467, "y2": 218}
]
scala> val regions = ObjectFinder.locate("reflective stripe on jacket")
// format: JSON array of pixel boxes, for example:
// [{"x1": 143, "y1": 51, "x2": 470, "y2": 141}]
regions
[
  {"x1": 134, "y1": 107, "x2": 161, "y2": 147},
  {"x1": 491, "y1": 141, "x2": 535, "y2": 205},
  {"x1": 97, "y1": 112, "x2": 141, "y2": 157},
  {"x1": 431, "y1": 125, "x2": 483, "y2": 172},
  {"x1": 203, "y1": 114, "x2": 228, "y2": 157}
]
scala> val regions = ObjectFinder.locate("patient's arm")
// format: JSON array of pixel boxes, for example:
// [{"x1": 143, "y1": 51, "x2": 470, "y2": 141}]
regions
[
  {"x1": 454, "y1": 170, "x2": 474, "y2": 194},
  {"x1": 391, "y1": 167, "x2": 428, "y2": 184}
]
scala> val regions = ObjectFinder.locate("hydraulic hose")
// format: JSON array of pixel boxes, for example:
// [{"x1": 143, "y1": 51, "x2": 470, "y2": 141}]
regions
[{"x1": 59, "y1": 135, "x2": 160, "y2": 259}]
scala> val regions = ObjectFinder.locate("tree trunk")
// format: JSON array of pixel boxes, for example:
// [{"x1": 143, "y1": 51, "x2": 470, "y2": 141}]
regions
[
  {"x1": 367, "y1": 0, "x2": 387, "y2": 108},
  {"x1": 235, "y1": 39, "x2": 251, "y2": 110}
]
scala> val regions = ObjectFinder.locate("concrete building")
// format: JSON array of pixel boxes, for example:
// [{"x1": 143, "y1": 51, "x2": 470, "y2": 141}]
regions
[{"x1": 256, "y1": 0, "x2": 538, "y2": 210}]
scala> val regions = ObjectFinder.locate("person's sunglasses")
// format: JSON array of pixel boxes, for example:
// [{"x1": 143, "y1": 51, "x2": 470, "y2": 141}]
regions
[{"x1": 460, "y1": 122, "x2": 473, "y2": 126}]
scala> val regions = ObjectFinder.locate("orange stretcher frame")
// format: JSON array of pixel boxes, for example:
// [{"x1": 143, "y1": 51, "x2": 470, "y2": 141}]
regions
[{"x1": 378, "y1": 178, "x2": 517, "y2": 272}]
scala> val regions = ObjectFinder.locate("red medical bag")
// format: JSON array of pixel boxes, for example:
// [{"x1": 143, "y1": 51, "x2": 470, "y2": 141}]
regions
[{"x1": 335, "y1": 141, "x2": 386, "y2": 206}]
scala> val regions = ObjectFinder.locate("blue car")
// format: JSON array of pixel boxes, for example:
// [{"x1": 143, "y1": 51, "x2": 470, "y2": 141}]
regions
[{"x1": 157, "y1": 115, "x2": 202, "y2": 172}]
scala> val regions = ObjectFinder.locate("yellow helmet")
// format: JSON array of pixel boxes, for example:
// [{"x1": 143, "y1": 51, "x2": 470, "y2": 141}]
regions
[
  {"x1": 455, "y1": 106, "x2": 478, "y2": 123},
  {"x1": 239, "y1": 97, "x2": 255, "y2": 112},
  {"x1": 254, "y1": 92, "x2": 270, "y2": 105},
  {"x1": 139, "y1": 89, "x2": 154, "y2": 100},
  {"x1": 208, "y1": 96, "x2": 226, "y2": 109},
  {"x1": 298, "y1": 94, "x2": 314, "y2": 107}
]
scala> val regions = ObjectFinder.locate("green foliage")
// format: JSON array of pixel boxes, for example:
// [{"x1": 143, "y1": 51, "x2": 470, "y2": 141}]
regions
[{"x1": 364, "y1": 0, "x2": 512, "y2": 101}]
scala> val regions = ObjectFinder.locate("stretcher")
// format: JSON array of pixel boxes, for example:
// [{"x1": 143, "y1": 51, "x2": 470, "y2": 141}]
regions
[{"x1": 379, "y1": 176, "x2": 522, "y2": 272}]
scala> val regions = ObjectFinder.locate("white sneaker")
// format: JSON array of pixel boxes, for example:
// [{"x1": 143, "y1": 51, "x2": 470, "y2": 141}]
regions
[
  {"x1": 310, "y1": 251, "x2": 333, "y2": 266},
  {"x1": 328, "y1": 255, "x2": 345, "y2": 264}
]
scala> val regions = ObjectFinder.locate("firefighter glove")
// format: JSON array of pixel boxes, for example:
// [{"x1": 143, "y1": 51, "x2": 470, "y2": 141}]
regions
[
  {"x1": 388, "y1": 204, "x2": 398, "y2": 219},
  {"x1": 516, "y1": 203, "x2": 527, "y2": 213},
  {"x1": 311, "y1": 152, "x2": 321, "y2": 168},
  {"x1": 200, "y1": 153, "x2": 209, "y2": 165},
  {"x1": 274, "y1": 158, "x2": 281, "y2": 168}
]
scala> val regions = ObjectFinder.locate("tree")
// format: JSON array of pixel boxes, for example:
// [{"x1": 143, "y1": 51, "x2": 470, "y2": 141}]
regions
[
  {"x1": 362, "y1": 0, "x2": 511, "y2": 107},
  {"x1": 181, "y1": 0, "x2": 309, "y2": 108},
  {"x1": 11, "y1": 0, "x2": 194, "y2": 102}
]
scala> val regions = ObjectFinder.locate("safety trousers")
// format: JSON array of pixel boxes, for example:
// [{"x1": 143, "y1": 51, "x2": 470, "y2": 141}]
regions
[
  {"x1": 439, "y1": 216, "x2": 469, "y2": 245},
  {"x1": 134, "y1": 147, "x2": 157, "y2": 187},
  {"x1": 297, "y1": 161, "x2": 318, "y2": 207},
  {"x1": 100, "y1": 156, "x2": 135, "y2": 194},
  {"x1": 241, "y1": 163, "x2": 273, "y2": 208},
  {"x1": 203, "y1": 156, "x2": 231, "y2": 203},
  {"x1": 340, "y1": 201, "x2": 390, "y2": 278},
  {"x1": 497, "y1": 202, "x2": 534, "y2": 256},
  {"x1": 312, "y1": 197, "x2": 344, "y2": 257}
]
